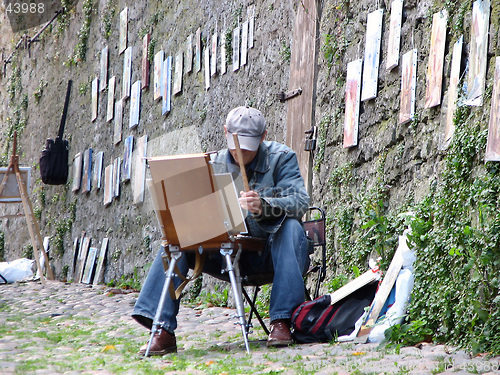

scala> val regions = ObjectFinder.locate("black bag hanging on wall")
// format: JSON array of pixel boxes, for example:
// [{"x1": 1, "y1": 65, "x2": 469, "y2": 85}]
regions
[{"x1": 39, "y1": 80, "x2": 72, "y2": 185}]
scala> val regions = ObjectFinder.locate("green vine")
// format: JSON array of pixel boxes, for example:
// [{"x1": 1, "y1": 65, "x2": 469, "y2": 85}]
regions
[
  {"x1": 0, "y1": 231, "x2": 5, "y2": 262},
  {"x1": 101, "y1": 0, "x2": 116, "y2": 39},
  {"x1": 66, "y1": 0, "x2": 94, "y2": 66}
]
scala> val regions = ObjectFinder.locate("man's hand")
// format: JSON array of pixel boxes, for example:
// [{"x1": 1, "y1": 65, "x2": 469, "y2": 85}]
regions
[{"x1": 239, "y1": 190, "x2": 263, "y2": 215}]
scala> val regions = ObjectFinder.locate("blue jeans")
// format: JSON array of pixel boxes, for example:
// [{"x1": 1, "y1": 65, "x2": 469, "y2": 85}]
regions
[{"x1": 132, "y1": 218, "x2": 311, "y2": 332}]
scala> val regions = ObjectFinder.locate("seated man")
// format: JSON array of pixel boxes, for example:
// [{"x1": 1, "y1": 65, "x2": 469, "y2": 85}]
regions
[{"x1": 132, "y1": 106, "x2": 312, "y2": 355}]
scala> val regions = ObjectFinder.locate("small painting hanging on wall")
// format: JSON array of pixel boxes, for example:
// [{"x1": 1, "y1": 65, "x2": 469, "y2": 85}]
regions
[
  {"x1": 81, "y1": 148, "x2": 92, "y2": 194},
  {"x1": 241, "y1": 21, "x2": 248, "y2": 66},
  {"x1": 344, "y1": 59, "x2": 363, "y2": 148},
  {"x1": 123, "y1": 135, "x2": 133, "y2": 182},
  {"x1": 129, "y1": 80, "x2": 141, "y2": 129},
  {"x1": 386, "y1": 0, "x2": 403, "y2": 70},
  {"x1": 142, "y1": 33, "x2": 150, "y2": 89},
  {"x1": 113, "y1": 99, "x2": 123, "y2": 145},
  {"x1": 485, "y1": 56, "x2": 500, "y2": 161},
  {"x1": 211, "y1": 32, "x2": 217, "y2": 77},
  {"x1": 465, "y1": 0, "x2": 490, "y2": 106},
  {"x1": 91, "y1": 77, "x2": 98, "y2": 122},
  {"x1": 399, "y1": 49, "x2": 418, "y2": 124},
  {"x1": 186, "y1": 34, "x2": 193, "y2": 74},
  {"x1": 232, "y1": 26, "x2": 240, "y2": 72},
  {"x1": 162, "y1": 55, "x2": 172, "y2": 115},
  {"x1": 205, "y1": 47, "x2": 210, "y2": 91},
  {"x1": 119, "y1": 7, "x2": 128, "y2": 54},
  {"x1": 173, "y1": 51, "x2": 183, "y2": 95},
  {"x1": 113, "y1": 157, "x2": 121, "y2": 198},
  {"x1": 107, "y1": 76, "x2": 115, "y2": 122},
  {"x1": 72, "y1": 152, "x2": 83, "y2": 192},
  {"x1": 153, "y1": 50, "x2": 164, "y2": 101},
  {"x1": 220, "y1": 31, "x2": 227, "y2": 75},
  {"x1": 122, "y1": 46, "x2": 132, "y2": 100},
  {"x1": 248, "y1": 4, "x2": 255, "y2": 49},
  {"x1": 100, "y1": 46, "x2": 108, "y2": 92},
  {"x1": 424, "y1": 10, "x2": 447, "y2": 109},
  {"x1": 104, "y1": 163, "x2": 114, "y2": 206},
  {"x1": 361, "y1": 9, "x2": 383, "y2": 101},
  {"x1": 195, "y1": 27, "x2": 202, "y2": 73},
  {"x1": 133, "y1": 135, "x2": 148, "y2": 205},
  {"x1": 93, "y1": 151, "x2": 104, "y2": 190},
  {"x1": 444, "y1": 36, "x2": 463, "y2": 148}
]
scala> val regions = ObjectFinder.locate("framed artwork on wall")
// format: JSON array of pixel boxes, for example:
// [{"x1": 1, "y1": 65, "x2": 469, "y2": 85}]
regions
[
  {"x1": 424, "y1": 10, "x2": 447, "y2": 109},
  {"x1": 361, "y1": 9, "x2": 383, "y2": 102},
  {"x1": 399, "y1": 49, "x2": 418, "y2": 124},
  {"x1": 142, "y1": 33, "x2": 150, "y2": 89},
  {"x1": 443, "y1": 36, "x2": 463, "y2": 148},
  {"x1": 186, "y1": 34, "x2": 193, "y2": 74},
  {"x1": 386, "y1": 0, "x2": 403, "y2": 70},
  {"x1": 133, "y1": 135, "x2": 147, "y2": 205},
  {"x1": 173, "y1": 51, "x2": 183, "y2": 95},
  {"x1": 123, "y1": 135, "x2": 133, "y2": 182},
  {"x1": 93, "y1": 238, "x2": 109, "y2": 286},
  {"x1": 195, "y1": 27, "x2": 202, "y2": 72},
  {"x1": 464, "y1": 0, "x2": 490, "y2": 106},
  {"x1": 220, "y1": 31, "x2": 227, "y2": 75},
  {"x1": 119, "y1": 7, "x2": 128, "y2": 54},
  {"x1": 93, "y1": 151, "x2": 104, "y2": 190},
  {"x1": 211, "y1": 32, "x2": 217, "y2": 77},
  {"x1": 122, "y1": 46, "x2": 132, "y2": 100},
  {"x1": 100, "y1": 46, "x2": 108, "y2": 92},
  {"x1": 162, "y1": 56, "x2": 172, "y2": 115},
  {"x1": 485, "y1": 56, "x2": 500, "y2": 161},
  {"x1": 91, "y1": 77, "x2": 98, "y2": 122},
  {"x1": 81, "y1": 148, "x2": 93, "y2": 194},
  {"x1": 248, "y1": 4, "x2": 255, "y2": 49},
  {"x1": 153, "y1": 50, "x2": 164, "y2": 101},
  {"x1": 72, "y1": 152, "x2": 83, "y2": 192},
  {"x1": 129, "y1": 80, "x2": 141, "y2": 129},
  {"x1": 113, "y1": 99, "x2": 123, "y2": 145},
  {"x1": 107, "y1": 76, "x2": 115, "y2": 122},
  {"x1": 204, "y1": 47, "x2": 210, "y2": 90},
  {"x1": 113, "y1": 157, "x2": 121, "y2": 198},
  {"x1": 344, "y1": 59, "x2": 363, "y2": 148},
  {"x1": 232, "y1": 26, "x2": 240, "y2": 72},
  {"x1": 104, "y1": 164, "x2": 114, "y2": 206},
  {"x1": 241, "y1": 21, "x2": 248, "y2": 66}
]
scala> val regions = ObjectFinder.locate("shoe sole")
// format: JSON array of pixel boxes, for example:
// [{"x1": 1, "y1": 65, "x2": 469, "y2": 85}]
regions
[
  {"x1": 266, "y1": 340, "x2": 293, "y2": 347},
  {"x1": 138, "y1": 347, "x2": 177, "y2": 356}
]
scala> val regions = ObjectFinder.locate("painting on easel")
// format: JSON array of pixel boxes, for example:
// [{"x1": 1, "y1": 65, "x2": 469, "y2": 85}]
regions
[
  {"x1": 399, "y1": 49, "x2": 418, "y2": 124},
  {"x1": 485, "y1": 57, "x2": 500, "y2": 161},
  {"x1": 0, "y1": 167, "x2": 30, "y2": 203},
  {"x1": 344, "y1": 59, "x2": 362, "y2": 148},
  {"x1": 465, "y1": 0, "x2": 490, "y2": 106},
  {"x1": 424, "y1": 10, "x2": 447, "y2": 109}
]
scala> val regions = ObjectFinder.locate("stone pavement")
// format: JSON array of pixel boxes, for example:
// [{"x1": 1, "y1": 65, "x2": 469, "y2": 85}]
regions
[{"x1": 0, "y1": 280, "x2": 499, "y2": 375}]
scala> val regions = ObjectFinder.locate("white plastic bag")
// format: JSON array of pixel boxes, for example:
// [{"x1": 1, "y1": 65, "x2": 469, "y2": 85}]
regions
[{"x1": 0, "y1": 258, "x2": 35, "y2": 283}]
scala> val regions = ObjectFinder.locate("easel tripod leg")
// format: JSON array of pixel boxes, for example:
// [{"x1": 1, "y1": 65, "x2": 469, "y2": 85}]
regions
[{"x1": 144, "y1": 250, "x2": 181, "y2": 357}]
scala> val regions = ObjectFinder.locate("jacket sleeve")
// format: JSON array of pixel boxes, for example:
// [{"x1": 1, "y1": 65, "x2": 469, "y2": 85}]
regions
[{"x1": 256, "y1": 151, "x2": 310, "y2": 221}]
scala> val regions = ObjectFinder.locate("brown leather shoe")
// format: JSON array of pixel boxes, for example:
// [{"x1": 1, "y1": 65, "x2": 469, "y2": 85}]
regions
[
  {"x1": 138, "y1": 328, "x2": 177, "y2": 356},
  {"x1": 267, "y1": 319, "x2": 293, "y2": 347}
]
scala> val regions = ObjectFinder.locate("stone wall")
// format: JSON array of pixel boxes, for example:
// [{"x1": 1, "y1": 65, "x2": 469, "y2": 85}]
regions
[{"x1": 1, "y1": 0, "x2": 499, "y2": 290}]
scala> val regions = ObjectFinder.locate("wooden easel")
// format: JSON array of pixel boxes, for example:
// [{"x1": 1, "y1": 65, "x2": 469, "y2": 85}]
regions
[{"x1": 0, "y1": 131, "x2": 54, "y2": 284}]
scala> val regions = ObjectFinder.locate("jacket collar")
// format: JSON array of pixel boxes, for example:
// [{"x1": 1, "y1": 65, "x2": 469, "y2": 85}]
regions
[{"x1": 223, "y1": 142, "x2": 270, "y2": 174}]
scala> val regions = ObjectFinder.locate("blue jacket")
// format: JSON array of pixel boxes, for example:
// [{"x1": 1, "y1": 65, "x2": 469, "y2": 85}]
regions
[{"x1": 211, "y1": 141, "x2": 310, "y2": 236}]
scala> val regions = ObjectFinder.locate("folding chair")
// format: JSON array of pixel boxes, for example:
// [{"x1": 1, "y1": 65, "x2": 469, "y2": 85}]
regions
[{"x1": 240, "y1": 206, "x2": 327, "y2": 336}]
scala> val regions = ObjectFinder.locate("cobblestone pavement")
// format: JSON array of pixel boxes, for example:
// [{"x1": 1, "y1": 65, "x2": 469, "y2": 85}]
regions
[{"x1": 0, "y1": 280, "x2": 499, "y2": 375}]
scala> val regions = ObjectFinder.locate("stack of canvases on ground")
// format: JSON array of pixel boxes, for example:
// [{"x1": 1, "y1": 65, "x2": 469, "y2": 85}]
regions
[
  {"x1": 66, "y1": 4, "x2": 257, "y2": 283},
  {"x1": 344, "y1": 0, "x2": 500, "y2": 161}
]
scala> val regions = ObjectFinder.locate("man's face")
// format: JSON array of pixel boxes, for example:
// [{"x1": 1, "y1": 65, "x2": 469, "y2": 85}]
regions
[{"x1": 229, "y1": 148, "x2": 259, "y2": 166}]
